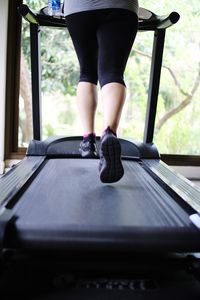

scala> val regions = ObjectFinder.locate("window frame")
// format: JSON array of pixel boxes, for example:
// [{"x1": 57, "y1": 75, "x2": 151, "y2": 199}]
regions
[{"x1": 5, "y1": 0, "x2": 23, "y2": 160}]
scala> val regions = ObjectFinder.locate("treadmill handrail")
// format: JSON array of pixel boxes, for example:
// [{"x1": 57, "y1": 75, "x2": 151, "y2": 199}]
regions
[
  {"x1": 18, "y1": 5, "x2": 39, "y2": 25},
  {"x1": 157, "y1": 12, "x2": 180, "y2": 29},
  {"x1": 18, "y1": 4, "x2": 180, "y2": 31}
]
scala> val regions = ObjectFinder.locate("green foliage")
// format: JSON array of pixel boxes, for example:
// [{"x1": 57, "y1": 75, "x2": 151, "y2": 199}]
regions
[{"x1": 20, "y1": 0, "x2": 200, "y2": 155}]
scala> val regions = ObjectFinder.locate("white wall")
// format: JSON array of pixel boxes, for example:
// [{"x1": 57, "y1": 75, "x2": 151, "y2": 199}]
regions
[{"x1": 0, "y1": 0, "x2": 9, "y2": 174}]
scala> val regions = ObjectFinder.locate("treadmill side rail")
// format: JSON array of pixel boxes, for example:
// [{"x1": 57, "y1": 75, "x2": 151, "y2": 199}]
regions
[
  {"x1": 0, "y1": 208, "x2": 13, "y2": 250},
  {"x1": 0, "y1": 156, "x2": 45, "y2": 208},
  {"x1": 143, "y1": 159, "x2": 200, "y2": 217}
]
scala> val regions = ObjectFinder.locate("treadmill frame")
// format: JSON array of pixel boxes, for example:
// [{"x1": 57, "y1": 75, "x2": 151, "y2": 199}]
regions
[
  {"x1": 17, "y1": 5, "x2": 180, "y2": 142},
  {"x1": 1, "y1": 6, "x2": 200, "y2": 300},
  {"x1": 0, "y1": 136, "x2": 200, "y2": 253},
  {"x1": 1, "y1": 5, "x2": 200, "y2": 253}
]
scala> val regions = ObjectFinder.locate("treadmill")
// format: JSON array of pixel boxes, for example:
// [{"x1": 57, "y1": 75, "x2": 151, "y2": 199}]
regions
[{"x1": 0, "y1": 5, "x2": 200, "y2": 299}]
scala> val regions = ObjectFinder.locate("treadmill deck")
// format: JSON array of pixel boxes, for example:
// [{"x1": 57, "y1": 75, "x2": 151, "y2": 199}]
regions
[{"x1": 7, "y1": 158, "x2": 200, "y2": 252}]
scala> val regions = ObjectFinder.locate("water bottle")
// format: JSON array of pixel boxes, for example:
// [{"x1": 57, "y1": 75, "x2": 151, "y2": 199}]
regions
[{"x1": 48, "y1": 0, "x2": 61, "y2": 16}]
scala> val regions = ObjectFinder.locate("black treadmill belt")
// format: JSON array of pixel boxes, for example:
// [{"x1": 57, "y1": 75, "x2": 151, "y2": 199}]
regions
[{"x1": 10, "y1": 159, "x2": 200, "y2": 251}]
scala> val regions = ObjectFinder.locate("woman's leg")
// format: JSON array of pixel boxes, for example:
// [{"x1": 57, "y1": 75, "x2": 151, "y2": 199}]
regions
[
  {"x1": 66, "y1": 12, "x2": 98, "y2": 135},
  {"x1": 101, "y1": 82, "x2": 126, "y2": 134},
  {"x1": 97, "y1": 9, "x2": 138, "y2": 135},
  {"x1": 77, "y1": 82, "x2": 97, "y2": 134},
  {"x1": 97, "y1": 9, "x2": 138, "y2": 182}
]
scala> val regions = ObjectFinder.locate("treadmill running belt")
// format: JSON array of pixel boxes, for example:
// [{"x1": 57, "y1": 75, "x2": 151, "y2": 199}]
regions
[{"x1": 8, "y1": 159, "x2": 200, "y2": 252}]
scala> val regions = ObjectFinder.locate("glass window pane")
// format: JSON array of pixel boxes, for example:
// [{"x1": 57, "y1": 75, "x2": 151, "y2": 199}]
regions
[
  {"x1": 120, "y1": 31, "x2": 153, "y2": 140},
  {"x1": 139, "y1": 0, "x2": 200, "y2": 155},
  {"x1": 19, "y1": 0, "x2": 200, "y2": 157}
]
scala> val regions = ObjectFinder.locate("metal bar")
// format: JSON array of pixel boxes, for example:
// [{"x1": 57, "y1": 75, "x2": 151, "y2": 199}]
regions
[
  {"x1": 143, "y1": 159, "x2": 200, "y2": 214},
  {"x1": 0, "y1": 156, "x2": 45, "y2": 208},
  {"x1": 143, "y1": 29, "x2": 166, "y2": 144},
  {"x1": 30, "y1": 24, "x2": 42, "y2": 140}
]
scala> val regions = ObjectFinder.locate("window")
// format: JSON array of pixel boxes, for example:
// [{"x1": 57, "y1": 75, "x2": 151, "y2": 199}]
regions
[
  {"x1": 151, "y1": 1, "x2": 200, "y2": 156},
  {"x1": 6, "y1": 0, "x2": 200, "y2": 164}
]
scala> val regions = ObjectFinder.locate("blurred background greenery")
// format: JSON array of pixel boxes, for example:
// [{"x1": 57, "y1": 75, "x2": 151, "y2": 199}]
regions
[{"x1": 19, "y1": 0, "x2": 200, "y2": 155}]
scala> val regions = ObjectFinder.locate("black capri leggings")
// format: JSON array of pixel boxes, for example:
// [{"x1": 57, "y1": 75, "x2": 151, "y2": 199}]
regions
[{"x1": 66, "y1": 9, "x2": 138, "y2": 88}]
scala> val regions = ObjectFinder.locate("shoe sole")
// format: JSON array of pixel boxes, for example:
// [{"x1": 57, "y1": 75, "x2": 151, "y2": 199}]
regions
[{"x1": 100, "y1": 135, "x2": 124, "y2": 183}]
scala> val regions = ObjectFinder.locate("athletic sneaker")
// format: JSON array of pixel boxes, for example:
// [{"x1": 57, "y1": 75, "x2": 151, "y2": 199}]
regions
[
  {"x1": 79, "y1": 134, "x2": 98, "y2": 158},
  {"x1": 99, "y1": 127, "x2": 124, "y2": 183}
]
